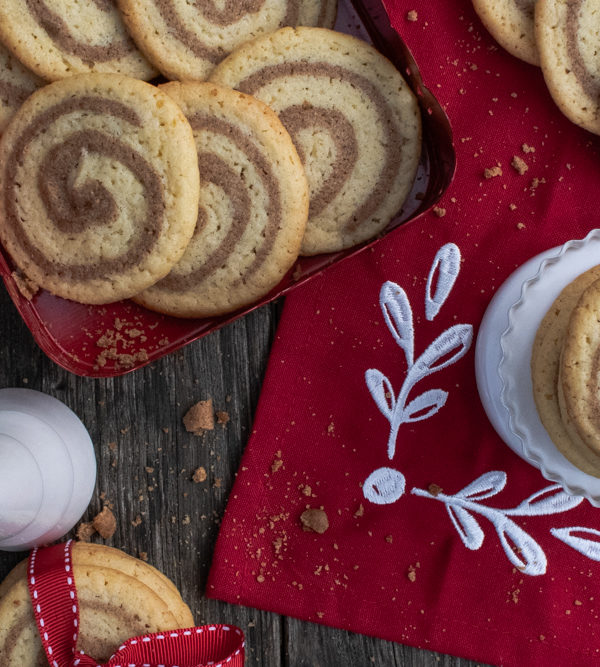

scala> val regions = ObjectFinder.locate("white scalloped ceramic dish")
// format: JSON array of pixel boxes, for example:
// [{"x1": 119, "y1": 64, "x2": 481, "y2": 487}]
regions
[{"x1": 498, "y1": 230, "x2": 600, "y2": 506}]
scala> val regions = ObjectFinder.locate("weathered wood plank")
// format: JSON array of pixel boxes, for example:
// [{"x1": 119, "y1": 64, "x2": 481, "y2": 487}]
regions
[{"x1": 0, "y1": 285, "x2": 484, "y2": 666}]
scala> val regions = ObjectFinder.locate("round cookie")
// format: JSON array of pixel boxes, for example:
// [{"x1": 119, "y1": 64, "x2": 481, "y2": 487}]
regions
[
  {"x1": 117, "y1": 0, "x2": 338, "y2": 81},
  {"x1": 0, "y1": 543, "x2": 194, "y2": 665},
  {"x1": 0, "y1": 73, "x2": 200, "y2": 305},
  {"x1": 135, "y1": 82, "x2": 308, "y2": 318},
  {"x1": 536, "y1": 0, "x2": 600, "y2": 135},
  {"x1": 558, "y1": 275, "x2": 600, "y2": 464},
  {"x1": 531, "y1": 265, "x2": 600, "y2": 476},
  {"x1": 209, "y1": 27, "x2": 421, "y2": 255},
  {"x1": 0, "y1": 0, "x2": 156, "y2": 82},
  {"x1": 0, "y1": 43, "x2": 43, "y2": 135},
  {"x1": 472, "y1": 0, "x2": 540, "y2": 66}
]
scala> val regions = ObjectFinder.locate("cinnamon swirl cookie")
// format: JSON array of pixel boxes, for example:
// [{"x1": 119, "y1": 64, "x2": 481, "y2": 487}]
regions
[
  {"x1": 0, "y1": 43, "x2": 43, "y2": 134},
  {"x1": 536, "y1": 0, "x2": 600, "y2": 134},
  {"x1": 0, "y1": 0, "x2": 156, "y2": 81},
  {"x1": 0, "y1": 73, "x2": 200, "y2": 304},
  {"x1": 531, "y1": 265, "x2": 600, "y2": 476},
  {"x1": 210, "y1": 27, "x2": 421, "y2": 255},
  {"x1": 558, "y1": 275, "x2": 600, "y2": 468},
  {"x1": 117, "y1": 0, "x2": 338, "y2": 81},
  {"x1": 0, "y1": 543, "x2": 194, "y2": 665},
  {"x1": 472, "y1": 0, "x2": 539, "y2": 66},
  {"x1": 135, "y1": 82, "x2": 309, "y2": 318}
]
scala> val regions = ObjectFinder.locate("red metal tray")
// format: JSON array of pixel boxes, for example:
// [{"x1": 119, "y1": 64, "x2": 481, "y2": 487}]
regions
[{"x1": 0, "y1": 0, "x2": 455, "y2": 377}]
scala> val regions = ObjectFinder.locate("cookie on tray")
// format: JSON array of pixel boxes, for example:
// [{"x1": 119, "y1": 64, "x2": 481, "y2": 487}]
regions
[
  {"x1": 472, "y1": 0, "x2": 540, "y2": 66},
  {"x1": 531, "y1": 265, "x2": 600, "y2": 476},
  {"x1": 558, "y1": 275, "x2": 600, "y2": 467},
  {"x1": 117, "y1": 0, "x2": 338, "y2": 81},
  {"x1": 135, "y1": 81, "x2": 309, "y2": 318},
  {"x1": 0, "y1": 0, "x2": 156, "y2": 81},
  {"x1": 0, "y1": 42, "x2": 43, "y2": 134},
  {"x1": 0, "y1": 543, "x2": 194, "y2": 665},
  {"x1": 209, "y1": 27, "x2": 421, "y2": 255},
  {"x1": 0, "y1": 73, "x2": 200, "y2": 305},
  {"x1": 535, "y1": 0, "x2": 600, "y2": 135}
]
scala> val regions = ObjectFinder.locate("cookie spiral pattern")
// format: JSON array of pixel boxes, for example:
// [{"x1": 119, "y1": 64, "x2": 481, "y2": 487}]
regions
[
  {"x1": 0, "y1": 73, "x2": 200, "y2": 304},
  {"x1": 472, "y1": 0, "x2": 540, "y2": 66},
  {"x1": 0, "y1": 43, "x2": 43, "y2": 134},
  {"x1": 0, "y1": 544, "x2": 194, "y2": 665},
  {"x1": 136, "y1": 82, "x2": 308, "y2": 318},
  {"x1": 117, "y1": 0, "x2": 338, "y2": 81},
  {"x1": 536, "y1": 0, "x2": 600, "y2": 134},
  {"x1": 210, "y1": 27, "x2": 421, "y2": 255},
  {"x1": 0, "y1": 0, "x2": 156, "y2": 81}
]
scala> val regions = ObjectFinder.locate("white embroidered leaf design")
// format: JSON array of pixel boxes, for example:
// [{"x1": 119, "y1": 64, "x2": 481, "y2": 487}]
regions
[
  {"x1": 411, "y1": 324, "x2": 473, "y2": 380},
  {"x1": 380, "y1": 281, "x2": 414, "y2": 367},
  {"x1": 508, "y1": 485, "x2": 584, "y2": 516},
  {"x1": 551, "y1": 527, "x2": 600, "y2": 561},
  {"x1": 454, "y1": 471, "x2": 507, "y2": 501},
  {"x1": 497, "y1": 519, "x2": 547, "y2": 576},
  {"x1": 402, "y1": 389, "x2": 448, "y2": 423},
  {"x1": 365, "y1": 369, "x2": 395, "y2": 421},
  {"x1": 425, "y1": 243, "x2": 461, "y2": 321},
  {"x1": 363, "y1": 467, "x2": 406, "y2": 505},
  {"x1": 447, "y1": 505, "x2": 484, "y2": 550}
]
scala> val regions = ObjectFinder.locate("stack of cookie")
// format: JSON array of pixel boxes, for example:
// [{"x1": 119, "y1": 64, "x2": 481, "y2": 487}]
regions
[
  {"x1": 472, "y1": 0, "x2": 600, "y2": 136},
  {"x1": 0, "y1": 543, "x2": 194, "y2": 665},
  {"x1": 532, "y1": 266, "x2": 600, "y2": 477},
  {"x1": 0, "y1": 1, "x2": 422, "y2": 317}
]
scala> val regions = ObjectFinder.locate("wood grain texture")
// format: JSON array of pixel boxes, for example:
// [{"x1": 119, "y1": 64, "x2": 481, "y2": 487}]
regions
[{"x1": 0, "y1": 285, "x2": 485, "y2": 667}]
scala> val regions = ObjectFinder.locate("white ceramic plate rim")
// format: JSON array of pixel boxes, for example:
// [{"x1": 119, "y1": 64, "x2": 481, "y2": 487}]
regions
[{"x1": 500, "y1": 229, "x2": 600, "y2": 505}]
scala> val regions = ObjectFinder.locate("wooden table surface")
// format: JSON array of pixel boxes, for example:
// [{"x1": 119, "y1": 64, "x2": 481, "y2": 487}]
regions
[{"x1": 0, "y1": 286, "x2": 485, "y2": 666}]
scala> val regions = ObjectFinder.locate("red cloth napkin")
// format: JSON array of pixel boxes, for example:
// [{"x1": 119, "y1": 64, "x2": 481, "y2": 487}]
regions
[{"x1": 207, "y1": 2, "x2": 600, "y2": 665}]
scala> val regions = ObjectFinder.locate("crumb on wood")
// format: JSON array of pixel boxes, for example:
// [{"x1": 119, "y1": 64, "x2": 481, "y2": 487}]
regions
[
  {"x1": 216, "y1": 410, "x2": 230, "y2": 426},
  {"x1": 183, "y1": 399, "x2": 214, "y2": 434},
  {"x1": 192, "y1": 466, "x2": 207, "y2": 483},
  {"x1": 511, "y1": 156, "x2": 528, "y2": 175},
  {"x1": 300, "y1": 508, "x2": 329, "y2": 534},
  {"x1": 92, "y1": 506, "x2": 117, "y2": 540},
  {"x1": 76, "y1": 521, "x2": 96, "y2": 542},
  {"x1": 131, "y1": 515, "x2": 142, "y2": 527},
  {"x1": 484, "y1": 165, "x2": 502, "y2": 179},
  {"x1": 138, "y1": 551, "x2": 148, "y2": 562}
]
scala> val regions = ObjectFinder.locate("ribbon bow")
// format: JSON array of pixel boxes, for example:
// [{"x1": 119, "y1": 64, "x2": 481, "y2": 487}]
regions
[{"x1": 27, "y1": 541, "x2": 244, "y2": 667}]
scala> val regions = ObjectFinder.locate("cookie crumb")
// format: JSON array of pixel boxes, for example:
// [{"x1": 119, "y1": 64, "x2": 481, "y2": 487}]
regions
[
  {"x1": 511, "y1": 156, "x2": 528, "y2": 175},
  {"x1": 138, "y1": 551, "x2": 148, "y2": 562},
  {"x1": 522, "y1": 143, "x2": 535, "y2": 153},
  {"x1": 11, "y1": 271, "x2": 38, "y2": 300},
  {"x1": 192, "y1": 467, "x2": 207, "y2": 483},
  {"x1": 216, "y1": 410, "x2": 230, "y2": 426},
  {"x1": 353, "y1": 503, "x2": 364, "y2": 518},
  {"x1": 407, "y1": 565, "x2": 417, "y2": 582},
  {"x1": 300, "y1": 508, "x2": 329, "y2": 534},
  {"x1": 92, "y1": 507, "x2": 117, "y2": 540},
  {"x1": 428, "y1": 483, "x2": 443, "y2": 497},
  {"x1": 516, "y1": 222, "x2": 526, "y2": 230},
  {"x1": 406, "y1": 9, "x2": 418, "y2": 21},
  {"x1": 76, "y1": 522, "x2": 96, "y2": 542},
  {"x1": 256, "y1": 574, "x2": 265, "y2": 583},
  {"x1": 131, "y1": 515, "x2": 142, "y2": 527},
  {"x1": 385, "y1": 535, "x2": 393, "y2": 544},
  {"x1": 433, "y1": 206, "x2": 446, "y2": 217},
  {"x1": 183, "y1": 399, "x2": 214, "y2": 434},
  {"x1": 484, "y1": 165, "x2": 502, "y2": 179}
]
